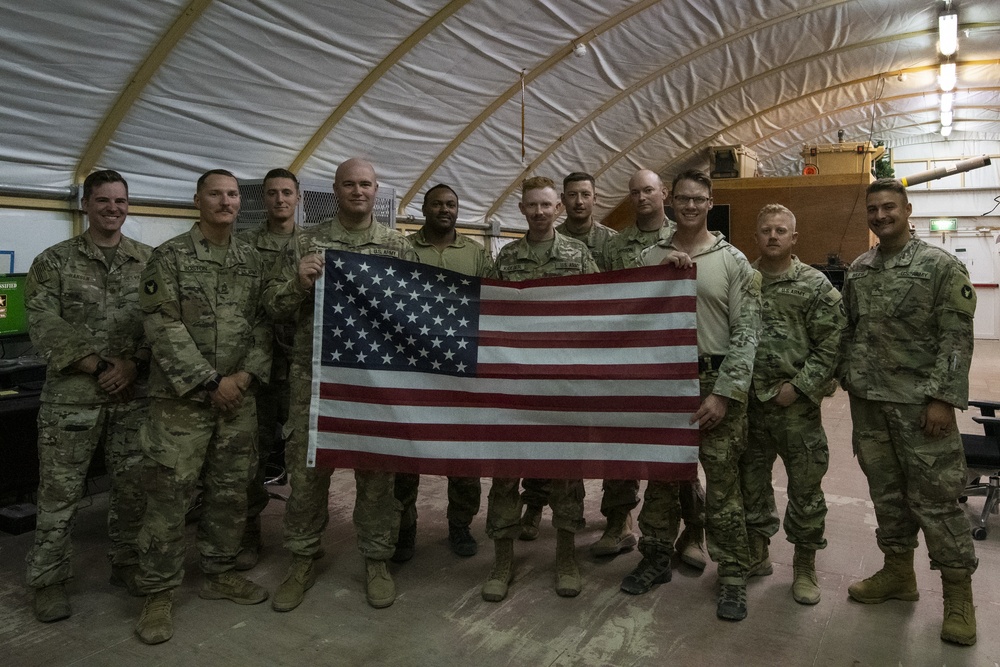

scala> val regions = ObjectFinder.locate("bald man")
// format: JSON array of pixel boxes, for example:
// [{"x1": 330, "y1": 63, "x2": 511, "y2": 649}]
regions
[{"x1": 263, "y1": 158, "x2": 418, "y2": 611}]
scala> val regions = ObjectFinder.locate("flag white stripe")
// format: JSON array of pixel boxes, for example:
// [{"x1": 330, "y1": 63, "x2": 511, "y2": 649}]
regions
[
  {"x1": 320, "y1": 433, "x2": 700, "y2": 463},
  {"x1": 476, "y1": 344, "x2": 699, "y2": 367},
  {"x1": 480, "y1": 312, "x2": 695, "y2": 333},
  {"x1": 318, "y1": 366, "x2": 700, "y2": 398},
  {"x1": 317, "y1": 400, "x2": 696, "y2": 430}
]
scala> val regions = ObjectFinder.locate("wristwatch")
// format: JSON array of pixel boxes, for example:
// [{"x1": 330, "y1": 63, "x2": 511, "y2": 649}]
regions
[
  {"x1": 203, "y1": 373, "x2": 224, "y2": 393},
  {"x1": 91, "y1": 359, "x2": 110, "y2": 378}
]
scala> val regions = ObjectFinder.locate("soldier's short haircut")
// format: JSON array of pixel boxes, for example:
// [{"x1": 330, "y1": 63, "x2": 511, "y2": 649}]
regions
[
  {"x1": 423, "y1": 183, "x2": 459, "y2": 206},
  {"x1": 757, "y1": 203, "x2": 796, "y2": 227},
  {"x1": 522, "y1": 176, "x2": 556, "y2": 196},
  {"x1": 263, "y1": 168, "x2": 299, "y2": 191},
  {"x1": 197, "y1": 169, "x2": 238, "y2": 192},
  {"x1": 83, "y1": 170, "x2": 128, "y2": 201},
  {"x1": 563, "y1": 172, "x2": 595, "y2": 190},
  {"x1": 866, "y1": 177, "x2": 908, "y2": 205},
  {"x1": 671, "y1": 170, "x2": 713, "y2": 196}
]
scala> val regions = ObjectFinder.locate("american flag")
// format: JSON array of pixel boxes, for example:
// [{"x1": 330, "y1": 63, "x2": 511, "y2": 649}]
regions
[{"x1": 307, "y1": 249, "x2": 701, "y2": 481}]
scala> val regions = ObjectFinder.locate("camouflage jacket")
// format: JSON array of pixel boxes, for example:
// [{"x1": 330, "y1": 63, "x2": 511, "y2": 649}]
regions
[
  {"x1": 839, "y1": 236, "x2": 976, "y2": 409},
  {"x1": 140, "y1": 223, "x2": 272, "y2": 401},
  {"x1": 555, "y1": 220, "x2": 618, "y2": 272},
  {"x1": 235, "y1": 224, "x2": 300, "y2": 380},
  {"x1": 603, "y1": 221, "x2": 676, "y2": 271},
  {"x1": 490, "y1": 230, "x2": 599, "y2": 280},
  {"x1": 642, "y1": 232, "x2": 761, "y2": 404},
  {"x1": 26, "y1": 231, "x2": 152, "y2": 404},
  {"x1": 407, "y1": 228, "x2": 494, "y2": 277},
  {"x1": 751, "y1": 256, "x2": 845, "y2": 405},
  {"x1": 263, "y1": 215, "x2": 418, "y2": 374}
]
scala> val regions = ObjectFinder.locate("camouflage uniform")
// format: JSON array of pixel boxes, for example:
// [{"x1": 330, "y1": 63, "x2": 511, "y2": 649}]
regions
[
  {"x1": 135, "y1": 224, "x2": 271, "y2": 593},
  {"x1": 555, "y1": 220, "x2": 618, "y2": 272},
  {"x1": 234, "y1": 226, "x2": 299, "y2": 534},
  {"x1": 393, "y1": 229, "x2": 493, "y2": 531},
  {"x1": 740, "y1": 257, "x2": 845, "y2": 550},
  {"x1": 640, "y1": 232, "x2": 761, "y2": 582},
  {"x1": 263, "y1": 216, "x2": 418, "y2": 561},
  {"x1": 24, "y1": 233, "x2": 152, "y2": 589},
  {"x1": 840, "y1": 237, "x2": 977, "y2": 573},
  {"x1": 485, "y1": 231, "x2": 598, "y2": 540},
  {"x1": 596, "y1": 221, "x2": 706, "y2": 526}
]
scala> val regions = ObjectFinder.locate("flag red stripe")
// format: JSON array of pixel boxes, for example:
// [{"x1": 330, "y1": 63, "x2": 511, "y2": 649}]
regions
[
  {"x1": 480, "y1": 295, "x2": 696, "y2": 317},
  {"x1": 476, "y1": 362, "x2": 697, "y2": 380},
  {"x1": 319, "y1": 381, "x2": 702, "y2": 413},
  {"x1": 317, "y1": 416, "x2": 700, "y2": 446},
  {"x1": 478, "y1": 328, "x2": 697, "y2": 348},
  {"x1": 313, "y1": 449, "x2": 698, "y2": 481}
]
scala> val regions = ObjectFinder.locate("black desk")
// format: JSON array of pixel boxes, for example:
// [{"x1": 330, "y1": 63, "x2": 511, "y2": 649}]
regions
[{"x1": 0, "y1": 387, "x2": 42, "y2": 503}]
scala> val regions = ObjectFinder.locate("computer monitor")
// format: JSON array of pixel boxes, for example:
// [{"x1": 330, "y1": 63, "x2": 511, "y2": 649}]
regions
[{"x1": 0, "y1": 274, "x2": 29, "y2": 339}]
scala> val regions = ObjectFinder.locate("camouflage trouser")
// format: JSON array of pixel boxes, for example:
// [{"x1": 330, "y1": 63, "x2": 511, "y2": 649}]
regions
[
  {"x1": 246, "y1": 374, "x2": 290, "y2": 528},
  {"x1": 282, "y1": 377, "x2": 400, "y2": 560},
  {"x1": 741, "y1": 395, "x2": 829, "y2": 550},
  {"x1": 599, "y1": 478, "x2": 639, "y2": 517},
  {"x1": 26, "y1": 400, "x2": 148, "y2": 588},
  {"x1": 134, "y1": 397, "x2": 257, "y2": 594},
  {"x1": 520, "y1": 478, "x2": 550, "y2": 508},
  {"x1": 636, "y1": 375, "x2": 750, "y2": 582},
  {"x1": 636, "y1": 479, "x2": 705, "y2": 558},
  {"x1": 394, "y1": 473, "x2": 481, "y2": 529},
  {"x1": 849, "y1": 395, "x2": 977, "y2": 574},
  {"x1": 486, "y1": 478, "x2": 585, "y2": 540}
]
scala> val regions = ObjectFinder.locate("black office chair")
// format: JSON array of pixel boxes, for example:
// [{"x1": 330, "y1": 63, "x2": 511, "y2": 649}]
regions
[{"x1": 959, "y1": 400, "x2": 1000, "y2": 540}]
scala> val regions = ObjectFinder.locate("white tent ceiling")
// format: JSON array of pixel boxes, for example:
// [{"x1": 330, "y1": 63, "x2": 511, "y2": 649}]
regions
[{"x1": 1, "y1": 0, "x2": 998, "y2": 228}]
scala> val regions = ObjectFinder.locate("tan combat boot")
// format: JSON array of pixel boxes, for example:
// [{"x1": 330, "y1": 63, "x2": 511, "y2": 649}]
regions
[
  {"x1": 136, "y1": 590, "x2": 174, "y2": 645},
  {"x1": 365, "y1": 558, "x2": 395, "y2": 609},
  {"x1": 590, "y1": 510, "x2": 637, "y2": 557},
  {"x1": 272, "y1": 555, "x2": 315, "y2": 612},
  {"x1": 848, "y1": 550, "x2": 919, "y2": 604},
  {"x1": 674, "y1": 525, "x2": 707, "y2": 570},
  {"x1": 555, "y1": 529, "x2": 581, "y2": 597},
  {"x1": 939, "y1": 567, "x2": 976, "y2": 646},
  {"x1": 791, "y1": 546, "x2": 821, "y2": 604},
  {"x1": 34, "y1": 583, "x2": 71, "y2": 623},
  {"x1": 747, "y1": 533, "x2": 773, "y2": 578},
  {"x1": 519, "y1": 505, "x2": 542, "y2": 541},
  {"x1": 482, "y1": 538, "x2": 514, "y2": 602}
]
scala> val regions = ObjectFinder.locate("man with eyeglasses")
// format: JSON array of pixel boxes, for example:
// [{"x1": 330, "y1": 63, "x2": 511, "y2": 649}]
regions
[
  {"x1": 602, "y1": 169, "x2": 707, "y2": 567},
  {"x1": 633, "y1": 170, "x2": 761, "y2": 622}
]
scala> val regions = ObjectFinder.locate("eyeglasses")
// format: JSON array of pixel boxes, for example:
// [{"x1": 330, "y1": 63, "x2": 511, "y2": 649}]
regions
[{"x1": 673, "y1": 195, "x2": 711, "y2": 206}]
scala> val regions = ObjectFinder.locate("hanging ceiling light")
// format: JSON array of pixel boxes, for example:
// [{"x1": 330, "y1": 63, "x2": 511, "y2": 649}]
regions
[
  {"x1": 941, "y1": 110, "x2": 954, "y2": 126},
  {"x1": 941, "y1": 124, "x2": 953, "y2": 137},
  {"x1": 939, "y1": 10, "x2": 959, "y2": 56},
  {"x1": 941, "y1": 92, "x2": 954, "y2": 113},
  {"x1": 939, "y1": 62, "x2": 957, "y2": 91}
]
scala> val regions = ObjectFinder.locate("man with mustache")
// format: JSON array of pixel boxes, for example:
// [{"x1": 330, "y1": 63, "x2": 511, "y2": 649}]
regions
[
  {"x1": 841, "y1": 178, "x2": 979, "y2": 646},
  {"x1": 738, "y1": 203, "x2": 845, "y2": 605},
  {"x1": 134, "y1": 169, "x2": 272, "y2": 644},
  {"x1": 392, "y1": 183, "x2": 492, "y2": 561}
]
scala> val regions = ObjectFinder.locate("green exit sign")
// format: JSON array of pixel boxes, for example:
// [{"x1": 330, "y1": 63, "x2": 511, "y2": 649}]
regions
[{"x1": 929, "y1": 218, "x2": 958, "y2": 232}]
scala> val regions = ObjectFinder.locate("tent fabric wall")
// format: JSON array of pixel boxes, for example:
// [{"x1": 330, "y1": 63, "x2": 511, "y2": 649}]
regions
[{"x1": 0, "y1": 0, "x2": 997, "y2": 231}]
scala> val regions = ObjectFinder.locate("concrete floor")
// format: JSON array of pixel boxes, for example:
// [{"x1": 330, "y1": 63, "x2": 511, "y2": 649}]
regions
[{"x1": 1, "y1": 341, "x2": 999, "y2": 667}]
